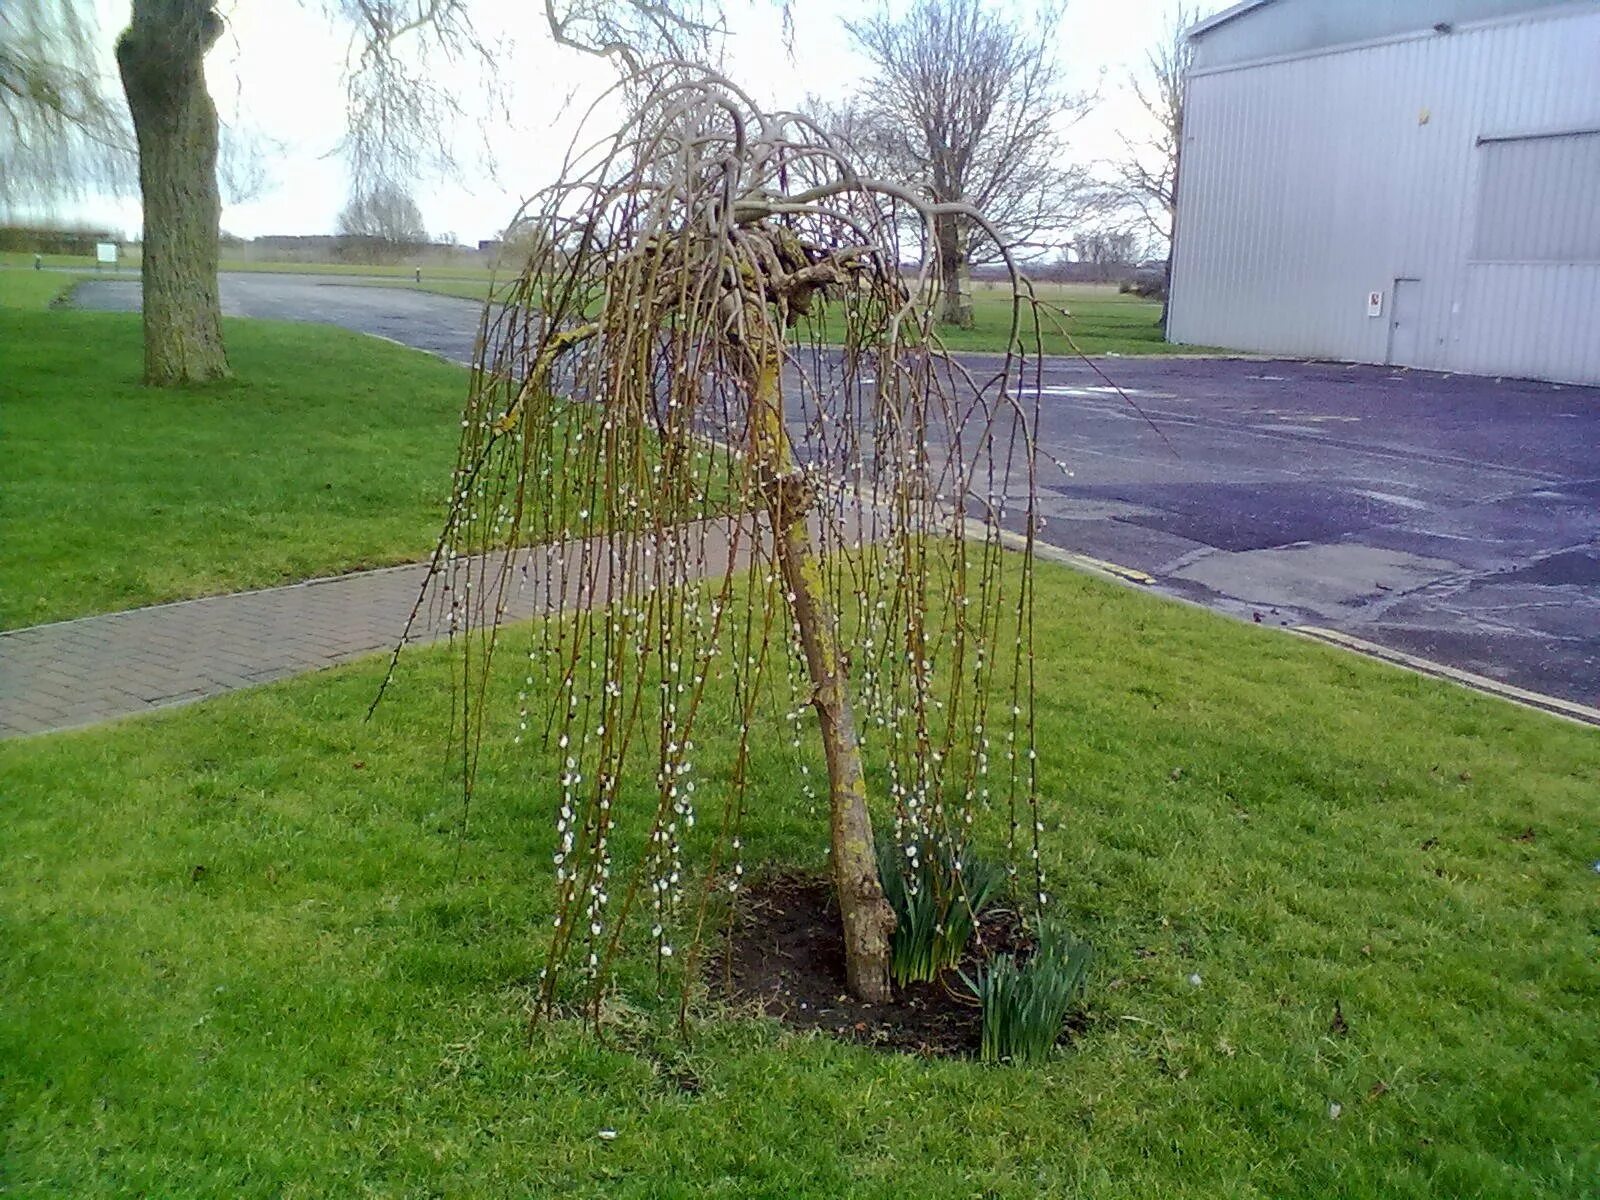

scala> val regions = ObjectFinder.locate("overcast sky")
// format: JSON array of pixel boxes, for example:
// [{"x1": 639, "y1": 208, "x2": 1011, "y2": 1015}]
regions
[{"x1": 61, "y1": 0, "x2": 1223, "y2": 242}]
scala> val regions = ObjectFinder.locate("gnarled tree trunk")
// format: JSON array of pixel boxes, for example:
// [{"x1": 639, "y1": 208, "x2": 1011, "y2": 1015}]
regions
[
  {"x1": 117, "y1": 0, "x2": 229, "y2": 386},
  {"x1": 746, "y1": 315, "x2": 897, "y2": 1004}
]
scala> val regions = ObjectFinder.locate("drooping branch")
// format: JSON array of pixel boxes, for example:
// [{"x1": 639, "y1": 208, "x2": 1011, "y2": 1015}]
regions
[
  {"x1": 1, "y1": 0, "x2": 132, "y2": 206},
  {"x1": 408, "y1": 62, "x2": 1047, "y2": 1018}
]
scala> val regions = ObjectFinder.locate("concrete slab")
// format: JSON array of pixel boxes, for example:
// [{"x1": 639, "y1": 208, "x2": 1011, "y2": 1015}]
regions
[{"x1": 1172, "y1": 544, "x2": 1461, "y2": 622}]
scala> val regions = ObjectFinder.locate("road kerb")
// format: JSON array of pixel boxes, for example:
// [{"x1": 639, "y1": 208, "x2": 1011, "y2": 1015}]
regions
[{"x1": 1292, "y1": 625, "x2": 1599, "y2": 728}]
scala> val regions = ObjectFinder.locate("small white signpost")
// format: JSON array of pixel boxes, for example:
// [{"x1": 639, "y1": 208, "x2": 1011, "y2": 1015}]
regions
[
  {"x1": 96, "y1": 241, "x2": 119, "y2": 271},
  {"x1": 1366, "y1": 289, "x2": 1384, "y2": 318}
]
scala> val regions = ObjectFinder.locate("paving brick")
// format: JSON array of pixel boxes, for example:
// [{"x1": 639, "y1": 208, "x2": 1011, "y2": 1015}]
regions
[{"x1": 0, "y1": 518, "x2": 764, "y2": 740}]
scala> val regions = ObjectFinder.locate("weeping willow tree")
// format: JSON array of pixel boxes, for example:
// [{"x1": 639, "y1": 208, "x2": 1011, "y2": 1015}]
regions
[{"x1": 415, "y1": 64, "x2": 1048, "y2": 1013}]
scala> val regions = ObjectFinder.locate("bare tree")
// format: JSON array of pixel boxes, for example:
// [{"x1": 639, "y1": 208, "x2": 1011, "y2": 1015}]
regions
[
  {"x1": 1109, "y1": 3, "x2": 1195, "y2": 326},
  {"x1": 336, "y1": 180, "x2": 428, "y2": 262},
  {"x1": 840, "y1": 0, "x2": 1094, "y2": 328},
  {"x1": 1073, "y1": 227, "x2": 1140, "y2": 276},
  {"x1": 400, "y1": 63, "x2": 1051, "y2": 1010},
  {"x1": 10, "y1": 0, "x2": 729, "y2": 386},
  {"x1": 2, "y1": 3, "x2": 275, "y2": 217}
]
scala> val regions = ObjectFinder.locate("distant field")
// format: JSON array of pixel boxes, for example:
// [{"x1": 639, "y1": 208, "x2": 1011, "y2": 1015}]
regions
[
  {"x1": 958, "y1": 281, "x2": 1186, "y2": 357},
  {"x1": 798, "y1": 280, "x2": 1199, "y2": 358},
  {"x1": 220, "y1": 260, "x2": 498, "y2": 281},
  {"x1": 0, "y1": 251, "x2": 122, "y2": 270},
  {"x1": 2, "y1": 252, "x2": 1203, "y2": 357},
  {"x1": 345, "y1": 275, "x2": 508, "y2": 301}
]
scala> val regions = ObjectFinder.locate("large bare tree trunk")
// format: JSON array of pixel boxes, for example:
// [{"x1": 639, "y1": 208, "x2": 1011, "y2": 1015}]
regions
[
  {"x1": 746, "y1": 319, "x2": 896, "y2": 1004},
  {"x1": 934, "y1": 215, "x2": 974, "y2": 329},
  {"x1": 117, "y1": 0, "x2": 229, "y2": 386}
]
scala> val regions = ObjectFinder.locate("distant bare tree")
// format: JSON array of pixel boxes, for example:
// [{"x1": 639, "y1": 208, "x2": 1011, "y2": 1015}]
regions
[
  {"x1": 1073, "y1": 227, "x2": 1140, "y2": 278},
  {"x1": 803, "y1": 95, "x2": 902, "y2": 177},
  {"x1": 216, "y1": 122, "x2": 280, "y2": 207},
  {"x1": 841, "y1": 0, "x2": 1096, "y2": 327},
  {"x1": 336, "y1": 181, "x2": 428, "y2": 262},
  {"x1": 1110, "y1": 3, "x2": 1195, "y2": 326}
]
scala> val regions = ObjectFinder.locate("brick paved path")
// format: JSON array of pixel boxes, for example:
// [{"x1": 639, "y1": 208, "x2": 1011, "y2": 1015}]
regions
[{"x1": 0, "y1": 515, "x2": 766, "y2": 739}]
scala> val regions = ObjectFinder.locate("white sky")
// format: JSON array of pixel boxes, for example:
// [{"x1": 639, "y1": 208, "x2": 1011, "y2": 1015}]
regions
[{"x1": 60, "y1": 0, "x2": 1222, "y2": 242}]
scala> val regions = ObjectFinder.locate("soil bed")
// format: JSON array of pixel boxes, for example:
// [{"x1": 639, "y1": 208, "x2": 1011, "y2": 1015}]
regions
[{"x1": 709, "y1": 872, "x2": 1032, "y2": 1058}]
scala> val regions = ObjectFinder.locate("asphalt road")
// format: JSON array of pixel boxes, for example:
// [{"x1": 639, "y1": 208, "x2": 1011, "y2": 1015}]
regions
[{"x1": 75, "y1": 274, "x2": 1599, "y2": 711}]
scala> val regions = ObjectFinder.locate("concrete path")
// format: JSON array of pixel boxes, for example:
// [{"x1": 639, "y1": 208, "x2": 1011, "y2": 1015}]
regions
[{"x1": 0, "y1": 560, "x2": 444, "y2": 737}]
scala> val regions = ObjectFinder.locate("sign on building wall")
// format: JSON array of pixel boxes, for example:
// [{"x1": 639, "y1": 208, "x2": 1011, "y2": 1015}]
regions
[{"x1": 1366, "y1": 290, "x2": 1384, "y2": 318}]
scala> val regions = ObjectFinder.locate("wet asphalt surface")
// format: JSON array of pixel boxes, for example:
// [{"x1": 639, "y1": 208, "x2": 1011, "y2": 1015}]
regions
[{"x1": 75, "y1": 274, "x2": 1599, "y2": 710}]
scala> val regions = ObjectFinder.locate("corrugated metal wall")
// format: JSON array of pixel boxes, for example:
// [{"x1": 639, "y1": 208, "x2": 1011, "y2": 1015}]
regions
[{"x1": 1168, "y1": 3, "x2": 1600, "y2": 384}]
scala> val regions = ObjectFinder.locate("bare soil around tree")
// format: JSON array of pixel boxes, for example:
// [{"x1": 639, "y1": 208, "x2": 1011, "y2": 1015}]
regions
[{"x1": 709, "y1": 872, "x2": 1054, "y2": 1058}]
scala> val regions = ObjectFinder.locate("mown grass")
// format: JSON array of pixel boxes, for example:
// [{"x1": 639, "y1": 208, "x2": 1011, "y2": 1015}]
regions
[
  {"x1": 0, "y1": 308, "x2": 467, "y2": 628},
  {"x1": 219, "y1": 260, "x2": 496, "y2": 280},
  {"x1": 350, "y1": 275, "x2": 510, "y2": 302},
  {"x1": 0, "y1": 266, "x2": 90, "y2": 309},
  {"x1": 2, "y1": 559, "x2": 1594, "y2": 1198},
  {"x1": 798, "y1": 281, "x2": 1209, "y2": 358},
  {"x1": 948, "y1": 283, "x2": 1200, "y2": 357}
]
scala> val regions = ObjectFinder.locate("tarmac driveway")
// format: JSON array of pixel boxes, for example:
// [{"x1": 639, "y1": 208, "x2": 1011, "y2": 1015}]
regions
[
  {"x1": 992, "y1": 355, "x2": 1598, "y2": 711},
  {"x1": 75, "y1": 274, "x2": 1599, "y2": 711},
  {"x1": 74, "y1": 270, "x2": 484, "y2": 364}
]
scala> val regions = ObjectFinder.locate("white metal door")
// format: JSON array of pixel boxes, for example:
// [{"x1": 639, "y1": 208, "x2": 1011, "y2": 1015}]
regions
[{"x1": 1387, "y1": 278, "x2": 1422, "y2": 367}]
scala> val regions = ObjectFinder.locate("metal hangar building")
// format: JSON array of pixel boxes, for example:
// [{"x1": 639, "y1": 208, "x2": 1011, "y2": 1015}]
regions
[{"x1": 1167, "y1": 0, "x2": 1600, "y2": 384}]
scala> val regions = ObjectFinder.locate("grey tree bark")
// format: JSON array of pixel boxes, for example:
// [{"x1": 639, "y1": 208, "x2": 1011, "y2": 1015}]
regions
[
  {"x1": 116, "y1": 0, "x2": 229, "y2": 386},
  {"x1": 934, "y1": 214, "x2": 974, "y2": 328}
]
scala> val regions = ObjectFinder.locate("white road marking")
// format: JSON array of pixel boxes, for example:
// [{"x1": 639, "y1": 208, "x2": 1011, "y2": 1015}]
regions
[{"x1": 1355, "y1": 489, "x2": 1431, "y2": 511}]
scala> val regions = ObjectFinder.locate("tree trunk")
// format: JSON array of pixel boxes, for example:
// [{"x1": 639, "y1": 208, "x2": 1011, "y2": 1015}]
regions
[
  {"x1": 746, "y1": 315, "x2": 897, "y2": 1004},
  {"x1": 1158, "y1": 256, "x2": 1172, "y2": 336},
  {"x1": 934, "y1": 214, "x2": 974, "y2": 329},
  {"x1": 117, "y1": 0, "x2": 229, "y2": 386}
]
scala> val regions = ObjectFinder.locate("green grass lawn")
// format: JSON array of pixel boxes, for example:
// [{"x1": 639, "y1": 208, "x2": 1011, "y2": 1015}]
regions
[
  {"x1": 349, "y1": 274, "x2": 510, "y2": 302},
  {"x1": 4, "y1": 260, "x2": 1201, "y2": 355},
  {"x1": 953, "y1": 283, "x2": 1203, "y2": 357},
  {"x1": 799, "y1": 282, "x2": 1210, "y2": 358},
  {"x1": 2, "y1": 561, "x2": 1594, "y2": 1197},
  {"x1": 0, "y1": 307, "x2": 466, "y2": 628},
  {"x1": 219, "y1": 259, "x2": 496, "y2": 280},
  {"x1": 0, "y1": 266, "x2": 91, "y2": 309}
]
